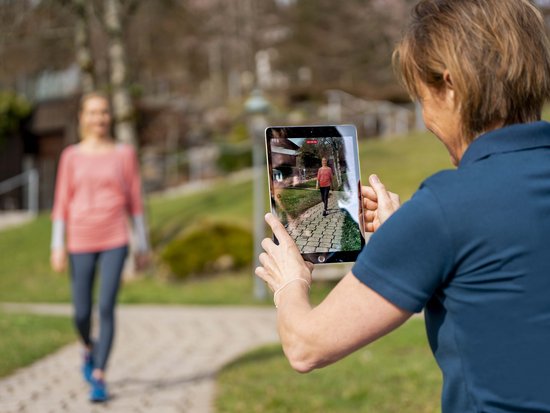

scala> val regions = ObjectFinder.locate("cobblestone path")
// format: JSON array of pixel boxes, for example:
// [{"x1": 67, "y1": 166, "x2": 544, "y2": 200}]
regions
[{"x1": 286, "y1": 192, "x2": 347, "y2": 254}]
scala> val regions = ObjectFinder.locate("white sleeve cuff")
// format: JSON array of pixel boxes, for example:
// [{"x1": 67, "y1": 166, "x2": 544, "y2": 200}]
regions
[
  {"x1": 51, "y1": 220, "x2": 66, "y2": 250},
  {"x1": 132, "y1": 215, "x2": 150, "y2": 252}
]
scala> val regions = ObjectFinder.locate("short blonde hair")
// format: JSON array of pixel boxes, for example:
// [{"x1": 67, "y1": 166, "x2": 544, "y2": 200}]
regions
[{"x1": 393, "y1": 0, "x2": 550, "y2": 141}]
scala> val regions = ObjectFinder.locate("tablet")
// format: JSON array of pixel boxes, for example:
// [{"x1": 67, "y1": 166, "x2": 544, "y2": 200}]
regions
[{"x1": 265, "y1": 125, "x2": 365, "y2": 264}]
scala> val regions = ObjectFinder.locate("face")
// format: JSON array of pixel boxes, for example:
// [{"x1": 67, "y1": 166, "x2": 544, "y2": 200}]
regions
[
  {"x1": 417, "y1": 80, "x2": 467, "y2": 166},
  {"x1": 79, "y1": 96, "x2": 111, "y2": 139},
  {"x1": 321, "y1": 158, "x2": 327, "y2": 167}
]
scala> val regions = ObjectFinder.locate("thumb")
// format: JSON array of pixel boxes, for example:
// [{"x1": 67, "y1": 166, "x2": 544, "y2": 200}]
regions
[{"x1": 368, "y1": 175, "x2": 391, "y2": 205}]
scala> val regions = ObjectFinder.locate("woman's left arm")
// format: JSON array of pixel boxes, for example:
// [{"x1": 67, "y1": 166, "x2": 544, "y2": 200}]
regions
[
  {"x1": 125, "y1": 146, "x2": 151, "y2": 267},
  {"x1": 256, "y1": 213, "x2": 412, "y2": 373},
  {"x1": 125, "y1": 146, "x2": 144, "y2": 218}
]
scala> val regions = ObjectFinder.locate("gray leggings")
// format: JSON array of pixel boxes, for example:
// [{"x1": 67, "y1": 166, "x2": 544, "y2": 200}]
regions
[{"x1": 69, "y1": 245, "x2": 128, "y2": 371}]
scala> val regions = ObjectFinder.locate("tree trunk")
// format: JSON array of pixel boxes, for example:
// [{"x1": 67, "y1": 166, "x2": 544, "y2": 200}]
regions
[
  {"x1": 104, "y1": 0, "x2": 137, "y2": 146},
  {"x1": 73, "y1": 0, "x2": 95, "y2": 93}
]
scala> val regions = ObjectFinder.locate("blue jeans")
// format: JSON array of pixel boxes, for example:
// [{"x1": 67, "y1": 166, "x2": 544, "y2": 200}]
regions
[{"x1": 69, "y1": 245, "x2": 128, "y2": 371}]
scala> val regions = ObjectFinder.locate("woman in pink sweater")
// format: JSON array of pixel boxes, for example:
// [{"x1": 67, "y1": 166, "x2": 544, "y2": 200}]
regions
[
  {"x1": 316, "y1": 157, "x2": 333, "y2": 217},
  {"x1": 51, "y1": 92, "x2": 149, "y2": 403}
]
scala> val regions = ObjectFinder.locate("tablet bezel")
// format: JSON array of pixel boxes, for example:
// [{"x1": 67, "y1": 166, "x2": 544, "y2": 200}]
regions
[{"x1": 265, "y1": 124, "x2": 365, "y2": 264}]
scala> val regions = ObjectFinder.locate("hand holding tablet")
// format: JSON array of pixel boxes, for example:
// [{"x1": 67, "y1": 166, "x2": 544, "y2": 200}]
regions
[{"x1": 265, "y1": 125, "x2": 366, "y2": 264}]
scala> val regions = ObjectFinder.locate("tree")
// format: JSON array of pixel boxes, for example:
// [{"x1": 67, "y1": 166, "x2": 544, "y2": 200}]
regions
[
  {"x1": 60, "y1": 0, "x2": 141, "y2": 145},
  {"x1": 73, "y1": 0, "x2": 96, "y2": 92},
  {"x1": 104, "y1": 0, "x2": 138, "y2": 145},
  {"x1": 275, "y1": 0, "x2": 414, "y2": 99}
]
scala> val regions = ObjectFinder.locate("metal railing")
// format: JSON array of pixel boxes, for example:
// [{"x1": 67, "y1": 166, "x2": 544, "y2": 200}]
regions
[{"x1": 0, "y1": 169, "x2": 39, "y2": 215}]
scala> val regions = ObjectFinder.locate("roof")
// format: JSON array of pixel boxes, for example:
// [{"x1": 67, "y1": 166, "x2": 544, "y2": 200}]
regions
[
  {"x1": 31, "y1": 97, "x2": 78, "y2": 134},
  {"x1": 271, "y1": 146, "x2": 298, "y2": 156}
]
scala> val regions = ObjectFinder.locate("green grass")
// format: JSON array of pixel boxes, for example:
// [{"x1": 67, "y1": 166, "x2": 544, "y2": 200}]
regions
[
  {"x1": 0, "y1": 129, "x2": 449, "y2": 400},
  {"x1": 0, "y1": 215, "x2": 70, "y2": 302},
  {"x1": 0, "y1": 216, "x2": 334, "y2": 304},
  {"x1": 278, "y1": 188, "x2": 321, "y2": 221},
  {"x1": 0, "y1": 310, "x2": 74, "y2": 378},
  {"x1": 118, "y1": 271, "x2": 336, "y2": 306},
  {"x1": 149, "y1": 178, "x2": 253, "y2": 248},
  {"x1": 0, "y1": 129, "x2": 450, "y2": 304},
  {"x1": 341, "y1": 211, "x2": 362, "y2": 251},
  {"x1": 359, "y1": 130, "x2": 451, "y2": 201},
  {"x1": 215, "y1": 317, "x2": 441, "y2": 413},
  {"x1": 290, "y1": 179, "x2": 317, "y2": 189}
]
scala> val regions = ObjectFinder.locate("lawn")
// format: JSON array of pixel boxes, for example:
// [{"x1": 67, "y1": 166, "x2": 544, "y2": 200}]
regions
[
  {"x1": 0, "y1": 130, "x2": 451, "y2": 304},
  {"x1": 0, "y1": 129, "x2": 449, "y2": 389},
  {"x1": 341, "y1": 210, "x2": 362, "y2": 251},
  {"x1": 0, "y1": 309, "x2": 74, "y2": 378},
  {"x1": 215, "y1": 317, "x2": 442, "y2": 413},
  {"x1": 277, "y1": 187, "x2": 321, "y2": 221},
  {"x1": 359, "y1": 130, "x2": 451, "y2": 201}
]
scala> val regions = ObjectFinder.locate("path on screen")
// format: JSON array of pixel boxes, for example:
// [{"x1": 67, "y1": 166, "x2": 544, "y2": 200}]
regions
[{"x1": 286, "y1": 192, "x2": 346, "y2": 253}]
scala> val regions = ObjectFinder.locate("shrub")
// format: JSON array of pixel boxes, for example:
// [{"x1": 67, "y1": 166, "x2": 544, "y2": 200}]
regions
[
  {"x1": 217, "y1": 143, "x2": 252, "y2": 173},
  {"x1": 0, "y1": 92, "x2": 31, "y2": 148},
  {"x1": 227, "y1": 121, "x2": 248, "y2": 143},
  {"x1": 160, "y1": 220, "x2": 253, "y2": 280}
]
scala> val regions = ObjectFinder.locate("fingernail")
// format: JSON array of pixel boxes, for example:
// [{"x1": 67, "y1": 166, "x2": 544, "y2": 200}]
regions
[{"x1": 370, "y1": 174, "x2": 380, "y2": 183}]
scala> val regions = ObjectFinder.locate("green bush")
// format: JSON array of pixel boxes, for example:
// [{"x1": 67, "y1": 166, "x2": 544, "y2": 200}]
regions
[
  {"x1": 217, "y1": 143, "x2": 252, "y2": 173},
  {"x1": 227, "y1": 121, "x2": 249, "y2": 143},
  {"x1": 0, "y1": 91, "x2": 31, "y2": 148},
  {"x1": 161, "y1": 220, "x2": 253, "y2": 280}
]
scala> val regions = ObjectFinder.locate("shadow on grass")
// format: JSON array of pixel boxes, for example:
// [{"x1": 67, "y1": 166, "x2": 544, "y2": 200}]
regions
[
  {"x1": 222, "y1": 344, "x2": 282, "y2": 370},
  {"x1": 109, "y1": 369, "x2": 216, "y2": 399}
]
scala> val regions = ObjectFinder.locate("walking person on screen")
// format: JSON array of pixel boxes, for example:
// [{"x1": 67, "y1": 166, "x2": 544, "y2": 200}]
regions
[{"x1": 316, "y1": 157, "x2": 333, "y2": 217}]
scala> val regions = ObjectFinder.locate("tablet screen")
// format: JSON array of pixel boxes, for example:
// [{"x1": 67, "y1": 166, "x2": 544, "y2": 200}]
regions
[{"x1": 265, "y1": 125, "x2": 365, "y2": 264}]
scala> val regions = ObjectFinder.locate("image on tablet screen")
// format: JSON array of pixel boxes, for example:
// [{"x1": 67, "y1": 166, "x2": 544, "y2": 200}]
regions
[{"x1": 269, "y1": 135, "x2": 363, "y2": 255}]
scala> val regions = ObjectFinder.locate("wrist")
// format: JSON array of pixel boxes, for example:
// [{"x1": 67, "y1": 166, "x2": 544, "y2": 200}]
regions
[{"x1": 274, "y1": 278, "x2": 311, "y2": 309}]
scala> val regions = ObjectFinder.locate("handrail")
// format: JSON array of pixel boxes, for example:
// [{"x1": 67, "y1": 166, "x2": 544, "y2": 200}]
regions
[{"x1": 0, "y1": 169, "x2": 39, "y2": 215}]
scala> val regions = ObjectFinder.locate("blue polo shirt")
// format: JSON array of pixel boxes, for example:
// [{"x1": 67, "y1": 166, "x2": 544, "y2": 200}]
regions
[{"x1": 353, "y1": 121, "x2": 550, "y2": 413}]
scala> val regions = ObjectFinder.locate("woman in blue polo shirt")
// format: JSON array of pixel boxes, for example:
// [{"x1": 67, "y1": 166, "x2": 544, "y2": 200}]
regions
[{"x1": 255, "y1": 1, "x2": 550, "y2": 412}]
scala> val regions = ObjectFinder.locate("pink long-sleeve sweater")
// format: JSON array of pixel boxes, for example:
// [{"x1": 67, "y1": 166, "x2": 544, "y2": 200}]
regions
[{"x1": 51, "y1": 143, "x2": 143, "y2": 253}]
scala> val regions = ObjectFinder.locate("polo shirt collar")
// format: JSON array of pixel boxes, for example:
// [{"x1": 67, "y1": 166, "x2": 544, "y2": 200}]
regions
[{"x1": 459, "y1": 121, "x2": 550, "y2": 167}]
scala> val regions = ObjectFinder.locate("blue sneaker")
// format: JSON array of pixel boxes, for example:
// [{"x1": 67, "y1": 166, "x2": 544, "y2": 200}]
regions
[
  {"x1": 82, "y1": 352, "x2": 94, "y2": 383},
  {"x1": 89, "y1": 377, "x2": 109, "y2": 403}
]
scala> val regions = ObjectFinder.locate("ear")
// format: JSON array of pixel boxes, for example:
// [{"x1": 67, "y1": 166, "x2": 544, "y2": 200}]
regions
[
  {"x1": 443, "y1": 69, "x2": 454, "y2": 89},
  {"x1": 442, "y1": 69, "x2": 456, "y2": 107}
]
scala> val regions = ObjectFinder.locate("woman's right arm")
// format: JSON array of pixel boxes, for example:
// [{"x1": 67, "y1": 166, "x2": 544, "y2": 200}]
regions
[
  {"x1": 256, "y1": 174, "x2": 407, "y2": 372},
  {"x1": 50, "y1": 148, "x2": 72, "y2": 272},
  {"x1": 257, "y1": 213, "x2": 411, "y2": 373},
  {"x1": 316, "y1": 168, "x2": 320, "y2": 189},
  {"x1": 50, "y1": 220, "x2": 67, "y2": 272}
]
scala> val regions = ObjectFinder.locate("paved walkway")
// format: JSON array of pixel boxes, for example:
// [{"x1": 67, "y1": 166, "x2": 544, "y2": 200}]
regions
[
  {"x1": 0, "y1": 211, "x2": 34, "y2": 231},
  {"x1": 286, "y1": 192, "x2": 346, "y2": 253},
  {"x1": 0, "y1": 303, "x2": 278, "y2": 413}
]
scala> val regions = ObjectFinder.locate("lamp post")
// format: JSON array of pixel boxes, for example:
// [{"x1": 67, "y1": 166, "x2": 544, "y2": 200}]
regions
[{"x1": 245, "y1": 89, "x2": 270, "y2": 300}]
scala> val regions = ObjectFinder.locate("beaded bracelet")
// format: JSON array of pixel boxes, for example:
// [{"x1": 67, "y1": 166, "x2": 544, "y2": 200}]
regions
[{"x1": 273, "y1": 278, "x2": 311, "y2": 308}]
